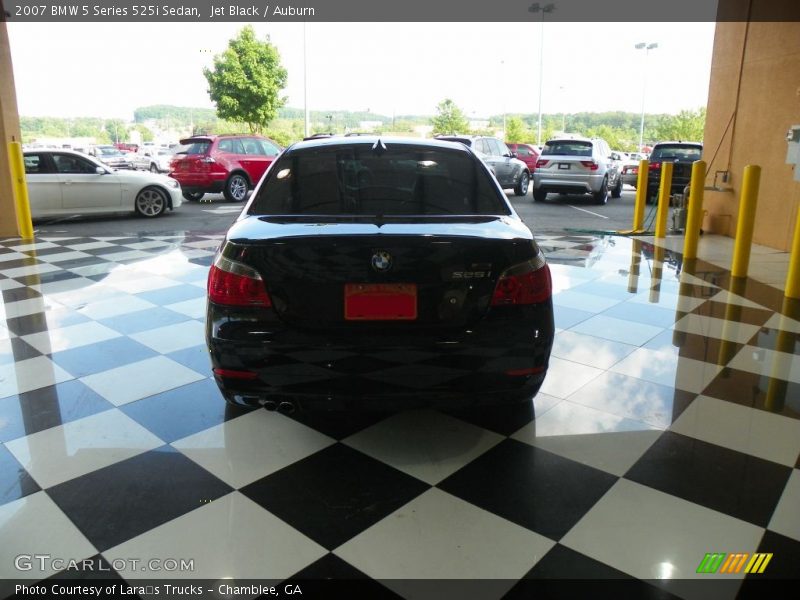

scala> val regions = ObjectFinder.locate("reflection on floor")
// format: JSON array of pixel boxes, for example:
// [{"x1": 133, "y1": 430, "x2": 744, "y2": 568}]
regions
[{"x1": 0, "y1": 232, "x2": 798, "y2": 598}]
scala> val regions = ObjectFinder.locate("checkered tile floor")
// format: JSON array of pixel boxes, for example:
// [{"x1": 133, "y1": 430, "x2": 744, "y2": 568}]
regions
[{"x1": 1, "y1": 232, "x2": 798, "y2": 598}]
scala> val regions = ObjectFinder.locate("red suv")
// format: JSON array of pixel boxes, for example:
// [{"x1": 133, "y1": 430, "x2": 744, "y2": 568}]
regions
[
  {"x1": 170, "y1": 134, "x2": 282, "y2": 202},
  {"x1": 506, "y1": 143, "x2": 540, "y2": 174}
]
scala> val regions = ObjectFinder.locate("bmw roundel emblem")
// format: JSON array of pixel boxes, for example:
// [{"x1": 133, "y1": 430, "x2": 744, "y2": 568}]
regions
[{"x1": 371, "y1": 251, "x2": 393, "y2": 272}]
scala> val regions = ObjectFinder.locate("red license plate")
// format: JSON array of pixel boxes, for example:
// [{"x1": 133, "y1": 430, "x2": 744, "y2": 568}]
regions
[{"x1": 344, "y1": 283, "x2": 417, "y2": 321}]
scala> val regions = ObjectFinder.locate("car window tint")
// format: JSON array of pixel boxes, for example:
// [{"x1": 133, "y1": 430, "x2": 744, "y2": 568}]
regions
[
  {"x1": 24, "y1": 154, "x2": 45, "y2": 174},
  {"x1": 249, "y1": 146, "x2": 511, "y2": 217},
  {"x1": 53, "y1": 154, "x2": 97, "y2": 174},
  {"x1": 183, "y1": 141, "x2": 211, "y2": 155},
  {"x1": 651, "y1": 145, "x2": 702, "y2": 161},
  {"x1": 542, "y1": 141, "x2": 593, "y2": 157},
  {"x1": 516, "y1": 147, "x2": 530, "y2": 157},
  {"x1": 259, "y1": 140, "x2": 280, "y2": 156}
]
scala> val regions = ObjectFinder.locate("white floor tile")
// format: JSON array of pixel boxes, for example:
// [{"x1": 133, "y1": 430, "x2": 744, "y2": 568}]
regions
[
  {"x1": 335, "y1": 488, "x2": 553, "y2": 588},
  {"x1": 670, "y1": 395, "x2": 800, "y2": 466},
  {"x1": 37, "y1": 251, "x2": 93, "y2": 263},
  {"x1": 610, "y1": 348, "x2": 722, "y2": 394},
  {"x1": 22, "y1": 321, "x2": 121, "y2": 354},
  {"x1": 0, "y1": 263, "x2": 62, "y2": 279},
  {"x1": 552, "y1": 290, "x2": 622, "y2": 313},
  {"x1": 0, "y1": 492, "x2": 97, "y2": 579},
  {"x1": 343, "y1": 409, "x2": 504, "y2": 485},
  {"x1": 0, "y1": 356, "x2": 74, "y2": 399},
  {"x1": 5, "y1": 410, "x2": 163, "y2": 488},
  {"x1": 105, "y1": 492, "x2": 327, "y2": 579},
  {"x1": 172, "y1": 410, "x2": 335, "y2": 488},
  {"x1": 538, "y1": 357, "x2": 604, "y2": 399},
  {"x1": 130, "y1": 321, "x2": 206, "y2": 354},
  {"x1": 569, "y1": 314, "x2": 664, "y2": 346},
  {"x1": 0, "y1": 296, "x2": 63, "y2": 319},
  {"x1": 768, "y1": 470, "x2": 800, "y2": 542},
  {"x1": 165, "y1": 297, "x2": 207, "y2": 319},
  {"x1": 551, "y1": 330, "x2": 637, "y2": 370},
  {"x1": 77, "y1": 295, "x2": 157, "y2": 320},
  {"x1": 106, "y1": 274, "x2": 183, "y2": 294},
  {"x1": 728, "y1": 346, "x2": 800, "y2": 384},
  {"x1": 80, "y1": 356, "x2": 206, "y2": 406}
]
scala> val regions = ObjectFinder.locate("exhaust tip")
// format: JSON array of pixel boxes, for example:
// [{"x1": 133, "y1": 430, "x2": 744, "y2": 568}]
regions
[
  {"x1": 263, "y1": 400, "x2": 278, "y2": 411},
  {"x1": 277, "y1": 401, "x2": 296, "y2": 414}
]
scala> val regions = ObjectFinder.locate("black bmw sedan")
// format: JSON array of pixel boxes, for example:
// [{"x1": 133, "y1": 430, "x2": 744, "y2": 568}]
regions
[{"x1": 206, "y1": 136, "x2": 554, "y2": 413}]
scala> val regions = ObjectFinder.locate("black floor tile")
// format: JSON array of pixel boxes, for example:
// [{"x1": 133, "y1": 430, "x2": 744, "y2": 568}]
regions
[
  {"x1": 97, "y1": 307, "x2": 190, "y2": 335},
  {"x1": 135, "y1": 285, "x2": 205, "y2": 306},
  {"x1": 0, "y1": 380, "x2": 114, "y2": 443},
  {"x1": 0, "y1": 444, "x2": 40, "y2": 507},
  {"x1": 286, "y1": 408, "x2": 394, "y2": 441},
  {"x1": 3, "y1": 309, "x2": 90, "y2": 336},
  {"x1": 625, "y1": 431, "x2": 792, "y2": 527},
  {"x1": 0, "y1": 338, "x2": 42, "y2": 365},
  {"x1": 690, "y1": 299, "x2": 775, "y2": 327},
  {"x1": 0, "y1": 286, "x2": 43, "y2": 303},
  {"x1": 241, "y1": 443, "x2": 430, "y2": 550},
  {"x1": 438, "y1": 439, "x2": 618, "y2": 540},
  {"x1": 443, "y1": 401, "x2": 535, "y2": 436},
  {"x1": 702, "y1": 368, "x2": 800, "y2": 420},
  {"x1": 47, "y1": 446, "x2": 233, "y2": 551},
  {"x1": 49, "y1": 337, "x2": 157, "y2": 378}
]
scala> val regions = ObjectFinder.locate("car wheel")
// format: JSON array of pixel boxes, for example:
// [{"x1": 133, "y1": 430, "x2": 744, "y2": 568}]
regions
[
  {"x1": 611, "y1": 177, "x2": 623, "y2": 199},
  {"x1": 533, "y1": 189, "x2": 547, "y2": 202},
  {"x1": 514, "y1": 171, "x2": 530, "y2": 196},
  {"x1": 182, "y1": 191, "x2": 205, "y2": 202},
  {"x1": 135, "y1": 186, "x2": 167, "y2": 217},
  {"x1": 224, "y1": 173, "x2": 249, "y2": 202},
  {"x1": 149, "y1": 163, "x2": 159, "y2": 173},
  {"x1": 593, "y1": 178, "x2": 608, "y2": 205}
]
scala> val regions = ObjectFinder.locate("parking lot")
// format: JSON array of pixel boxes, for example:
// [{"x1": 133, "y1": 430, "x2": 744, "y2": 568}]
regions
[{"x1": 30, "y1": 186, "x2": 646, "y2": 239}]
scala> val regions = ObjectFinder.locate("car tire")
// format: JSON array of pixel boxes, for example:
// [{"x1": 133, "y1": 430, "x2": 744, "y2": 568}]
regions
[
  {"x1": 533, "y1": 189, "x2": 547, "y2": 202},
  {"x1": 224, "y1": 173, "x2": 249, "y2": 202},
  {"x1": 134, "y1": 186, "x2": 167, "y2": 217},
  {"x1": 611, "y1": 177, "x2": 623, "y2": 199},
  {"x1": 593, "y1": 178, "x2": 608, "y2": 205},
  {"x1": 149, "y1": 163, "x2": 159, "y2": 173},
  {"x1": 514, "y1": 171, "x2": 530, "y2": 196},
  {"x1": 182, "y1": 192, "x2": 205, "y2": 202}
]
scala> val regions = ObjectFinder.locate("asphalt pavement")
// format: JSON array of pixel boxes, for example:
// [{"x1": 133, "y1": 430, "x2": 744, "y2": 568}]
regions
[{"x1": 30, "y1": 187, "x2": 650, "y2": 238}]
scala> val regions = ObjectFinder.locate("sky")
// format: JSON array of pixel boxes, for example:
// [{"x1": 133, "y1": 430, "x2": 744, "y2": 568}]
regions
[{"x1": 6, "y1": 21, "x2": 717, "y2": 121}]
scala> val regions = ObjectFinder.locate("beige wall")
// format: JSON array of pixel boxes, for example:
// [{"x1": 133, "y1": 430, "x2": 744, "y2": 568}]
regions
[
  {"x1": 702, "y1": 20, "x2": 800, "y2": 251},
  {"x1": 0, "y1": 12, "x2": 23, "y2": 237}
]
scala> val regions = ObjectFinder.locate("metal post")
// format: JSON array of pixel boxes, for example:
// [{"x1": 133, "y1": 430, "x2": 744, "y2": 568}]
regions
[
  {"x1": 784, "y1": 204, "x2": 800, "y2": 299},
  {"x1": 654, "y1": 161, "x2": 673, "y2": 239},
  {"x1": 730, "y1": 165, "x2": 761, "y2": 278},
  {"x1": 683, "y1": 160, "x2": 706, "y2": 260},
  {"x1": 632, "y1": 159, "x2": 649, "y2": 231},
  {"x1": 627, "y1": 239, "x2": 642, "y2": 294},
  {"x1": 8, "y1": 141, "x2": 34, "y2": 239}
]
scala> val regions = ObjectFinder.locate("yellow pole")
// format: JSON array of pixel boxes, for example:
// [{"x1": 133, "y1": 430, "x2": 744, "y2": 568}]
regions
[
  {"x1": 8, "y1": 141, "x2": 34, "y2": 239},
  {"x1": 784, "y1": 204, "x2": 800, "y2": 299},
  {"x1": 717, "y1": 276, "x2": 746, "y2": 367},
  {"x1": 649, "y1": 245, "x2": 665, "y2": 304},
  {"x1": 654, "y1": 161, "x2": 672, "y2": 239},
  {"x1": 765, "y1": 296, "x2": 800, "y2": 411},
  {"x1": 730, "y1": 165, "x2": 761, "y2": 279},
  {"x1": 632, "y1": 159, "x2": 649, "y2": 231},
  {"x1": 627, "y1": 239, "x2": 642, "y2": 294},
  {"x1": 683, "y1": 160, "x2": 706, "y2": 260}
]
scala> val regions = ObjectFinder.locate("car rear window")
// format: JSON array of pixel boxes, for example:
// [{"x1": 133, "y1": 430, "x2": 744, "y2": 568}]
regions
[
  {"x1": 650, "y1": 145, "x2": 702, "y2": 161},
  {"x1": 542, "y1": 141, "x2": 592, "y2": 157},
  {"x1": 180, "y1": 141, "x2": 211, "y2": 155},
  {"x1": 248, "y1": 145, "x2": 511, "y2": 217}
]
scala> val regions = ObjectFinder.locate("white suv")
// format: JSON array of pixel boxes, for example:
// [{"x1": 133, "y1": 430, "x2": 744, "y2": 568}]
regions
[{"x1": 532, "y1": 136, "x2": 622, "y2": 204}]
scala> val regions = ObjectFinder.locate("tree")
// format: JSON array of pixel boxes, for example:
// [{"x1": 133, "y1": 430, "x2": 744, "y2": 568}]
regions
[
  {"x1": 204, "y1": 26, "x2": 288, "y2": 134},
  {"x1": 431, "y1": 99, "x2": 470, "y2": 135},
  {"x1": 505, "y1": 116, "x2": 528, "y2": 143},
  {"x1": 651, "y1": 108, "x2": 706, "y2": 143}
]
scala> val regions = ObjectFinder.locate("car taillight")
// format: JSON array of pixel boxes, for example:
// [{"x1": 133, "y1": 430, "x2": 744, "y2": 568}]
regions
[
  {"x1": 491, "y1": 258, "x2": 552, "y2": 306},
  {"x1": 536, "y1": 159, "x2": 550, "y2": 168},
  {"x1": 208, "y1": 254, "x2": 272, "y2": 307},
  {"x1": 649, "y1": 162, "x2": 662, "y2": 171},
  {"x1": 580, "y1": 161, "x2": 599, "y2": 171}
]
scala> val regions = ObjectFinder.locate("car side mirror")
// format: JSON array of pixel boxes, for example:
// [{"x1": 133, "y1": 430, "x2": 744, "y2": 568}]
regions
[
  {"x1": 95, "y1": 166, "x2": 107, "y2": 174},
  {"x1": 507, "y1": 152, "x2": 516, "y2": 158}
]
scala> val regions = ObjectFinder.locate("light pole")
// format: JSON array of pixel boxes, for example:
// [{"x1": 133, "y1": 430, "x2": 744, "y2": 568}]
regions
[
  {"x1": 501, "y1": 60, "x2": 506, "y2": 139},
  {"x1": 559, "y1": 85, "x2": 566, "y2": 132},
  {"x1": 635, "y1": 42, "x2": 658, "y2": 152},
  {"x1": 529, "y1": 2, "x2": 556, "y2": 146}
]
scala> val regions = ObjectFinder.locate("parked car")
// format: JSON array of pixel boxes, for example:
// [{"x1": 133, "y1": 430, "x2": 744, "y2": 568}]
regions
[
  {"x1": 434, "y1": 135, "x2": 531, "y2": 196},
  {"x1": 646, "y1": 141, "x2": 703, "y2": 203},
  {"x1": 532, "y1": 136, "x2": 622, "y2": 204},
  {"x1": 23, "y1": 149, "x2": 182, "y2": 218},
  {"x1": 506, "y1": 143, "x2": 540, "y2": 175},
  {"x1": 134, "y1": 146, "x2": 174, "y2": 173},
  {"x1": 206, "y1": 136, "x2": 554, "y2": 413},
  {"x1": 90, "y1": 145, "x2": 134, "y2": 170},
  {"x1": 170, "y1": 134, "x2": 282, "y2": 202}
]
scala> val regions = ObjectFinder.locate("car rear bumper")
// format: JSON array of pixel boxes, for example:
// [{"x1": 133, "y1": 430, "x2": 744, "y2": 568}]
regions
[
  {"x1": 533, "y1": 172, "x2": 605, "y2": 194},
  {"x1": 170, "y1": 172, "x2": 226, "y2": 194},
  {"x1": 206, "y1": 303, "x2": 554, "y2": 410}
]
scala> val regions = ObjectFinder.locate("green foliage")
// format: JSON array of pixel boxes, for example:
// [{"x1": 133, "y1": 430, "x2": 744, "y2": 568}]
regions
[
  {"x1": 504, "y1": 116, "x2": 528, "y2": 143},
  {"x1": 104, "y1": 119, "x2": 129, "y2": 143},
  {"x1": 431, "y1": 99, "x2": 470, "y2": 135},
  {"x1": 204, "y1": 26, "x2": 288, "y2": 134},
  {"x1": 131, "y1": 124, "x2": 154, "y2": 142},
  {"x1": 650, "y1": 108, "x2": 705, "y2": 144},
  {"x1": 134, "y1": 105, "x2": 217, "y2": 124}
]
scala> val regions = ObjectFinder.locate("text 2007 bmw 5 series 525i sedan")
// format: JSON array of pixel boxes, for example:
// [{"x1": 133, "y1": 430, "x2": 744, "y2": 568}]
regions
[{"x1": 206, "y1": 135, "x2": 554, "y2": 413}]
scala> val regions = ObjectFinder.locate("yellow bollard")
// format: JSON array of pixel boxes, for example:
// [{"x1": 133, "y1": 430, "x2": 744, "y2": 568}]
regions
[
  {"x1": 730, "y1": 165, "x2": 761, "y2": 279},
  {"x1": 765, "y1": 296, "x2": 800, "y2": 411},
  {"x1": 8, "y1": 141, "x2": 34, "y2": 239},
  {"x1": 784, "y1": 204, "x2": 800, "y2": 299},
  {"x1": 654, "y1": 161, "x2": 672, "y2": 239},
  {"x1": 683, "y1": 160, "x2": 706, "y2": 261},
  {"x1": 632, "y1": 159, "x2": 649, "y2": 232},
  {"x1": 627, "y1": 239, "x2": 642, "y2": 294},
  {"x1": 649, "y1": 245, "x2": 665, "y2": 304}
]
